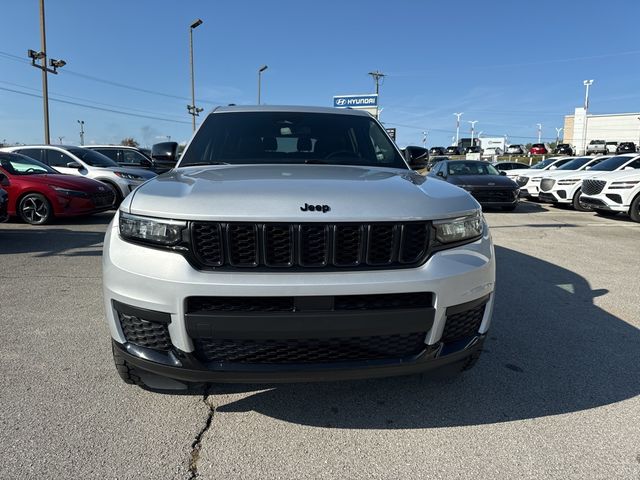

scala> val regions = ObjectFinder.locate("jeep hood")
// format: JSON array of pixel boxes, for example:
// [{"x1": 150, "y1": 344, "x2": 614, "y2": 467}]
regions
[{"x1": 125, "y1": 164, "x2": 479, "y2": 222}]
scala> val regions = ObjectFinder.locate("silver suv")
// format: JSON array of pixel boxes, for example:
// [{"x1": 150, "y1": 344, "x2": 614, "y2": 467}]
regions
[
  {"x1": 103, "y1": 106, "x2": 496, "y2": 390},
  {"x1": 2, "y1": 145, "x2": 156, "y2": 203}
]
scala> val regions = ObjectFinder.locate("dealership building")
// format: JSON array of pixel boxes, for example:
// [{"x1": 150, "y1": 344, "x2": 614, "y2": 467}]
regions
[{"x1": 563, "y1": 108, "x2": 640, "y2": 154}]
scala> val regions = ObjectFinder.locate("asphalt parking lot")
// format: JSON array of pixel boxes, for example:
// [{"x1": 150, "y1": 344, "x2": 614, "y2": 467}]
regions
[{"x1": 1, "y1": 202, "x2": 639, "y2": 479}]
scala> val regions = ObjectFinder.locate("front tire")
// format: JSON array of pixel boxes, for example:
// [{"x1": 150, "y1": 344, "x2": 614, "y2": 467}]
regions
[
  {"x1": 572, "y1": 189, "x2": 592, "y2": 212},
  {"x1": 18, "y1": 193, "x2": 53, "y2": 225},
  {"x1": 102, "y1": 181, "x2": 123, "y2": 208},
  {"x1": 630, "y1": 194, "x2": 640, "y2": 222}
]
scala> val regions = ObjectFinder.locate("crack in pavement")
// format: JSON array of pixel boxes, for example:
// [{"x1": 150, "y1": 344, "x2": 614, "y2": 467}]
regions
[{"x1": 188, "y1": 391, "x2": 216, "y2": 479}]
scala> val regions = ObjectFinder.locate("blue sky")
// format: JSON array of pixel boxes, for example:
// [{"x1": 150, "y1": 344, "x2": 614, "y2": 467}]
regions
[{"x1": 1, "y1": 0, "x2": 640, "y2": 148}]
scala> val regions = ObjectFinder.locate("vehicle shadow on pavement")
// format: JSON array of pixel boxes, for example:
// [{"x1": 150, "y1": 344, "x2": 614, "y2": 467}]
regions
[
  {"x1": 214, "y1": 245, "x2": 640, "y2": 428},
  {"x1": 0, "y1": 228, "x2": 105, "y2": 257}
]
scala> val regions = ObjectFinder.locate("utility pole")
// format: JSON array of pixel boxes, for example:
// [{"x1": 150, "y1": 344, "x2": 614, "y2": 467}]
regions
[
  {"x1": 453, "y1": 112, "x2": 463, "y2": 145},
  {"x1": 555, "y1": 127, "x2": 563, "y2": 145},
  {"x1": 28, "y1": 0, "x2": 66, "y2": 145},
  {"x1": 537, "y1": 123, "x2": 543, "y2": 143},
  {"x1": 77, "y1": 120, "x2": 85, "y2": 145},
  {"x1": 188, "y1": 19, "x2": 204, "y2": 132},
  {"x1": 368, "y1": 70, "x2": 385, "y2": 119},
  {"x1": 582, "y1": 79, "x2": 594, "y2": 155},
  {"x1": 468, "y1": 120, "x2": 478, "y2": 146},
  {"x1": 257, "y1": 65, "x2": 268, "y2": 104}
]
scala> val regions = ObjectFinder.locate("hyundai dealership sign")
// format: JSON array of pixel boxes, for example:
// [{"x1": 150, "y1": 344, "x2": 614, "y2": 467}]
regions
[{"x1": 333, "y1": 94, "x2": 378, "y2": 108}]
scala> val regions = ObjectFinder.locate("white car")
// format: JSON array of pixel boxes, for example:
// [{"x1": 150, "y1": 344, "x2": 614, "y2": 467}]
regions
[
  {"x1": 535, "y1": 156, "x2": 610, "y2": 204},
  {"x1": 2, "y1": 145, "x2": 156, "y2": 203},
  {"x1": 538, "y1": 154, "x2": 640, "y2": 211},
  {"x1": 513, "y1": 156, "x2": 574, "y2": 198},
  {"x1": 580, "y1": 168, "x2": 640, "y2": 222},
  {"x1": 103, "y1": 105, "x2": 495, "y2": 390}
]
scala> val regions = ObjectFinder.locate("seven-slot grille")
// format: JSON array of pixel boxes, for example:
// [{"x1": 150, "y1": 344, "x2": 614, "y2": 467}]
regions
[
  {"x1": 582, "y1": 179, "x2": 606, "y2": 196},
  {"x1": 540, "y1": 178, "x2": 556, "y2": 192},
  {"x1": 190, "y1": 222, "x2": 431, "y2": 270}
]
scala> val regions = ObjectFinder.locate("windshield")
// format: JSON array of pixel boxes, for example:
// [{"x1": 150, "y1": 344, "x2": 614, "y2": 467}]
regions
[
  {"x1": 557, "y1": 157, "x2": 592, "y2": 170},
  {"x1": 590, "y1": 155, "x2": 636, "y2": 171},
  {"x1": 67, "y1": 147, "x2": 119, "y2": 167},
  {"x1": 179, "y1": 111, "x2": 407, "y2": 169},
  {"x1": 447, "y1": 161, "x2": 500, "y2": 176},
  {"x1": 0, "y1": 152, "x2": 57, "y2": 175},
  {"x1": 531, "y1": 158, "x2": 556, "y2": 169}
]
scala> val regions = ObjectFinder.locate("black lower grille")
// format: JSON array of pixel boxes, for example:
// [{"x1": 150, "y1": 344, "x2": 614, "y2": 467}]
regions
[
  {"x1": 441, "y1": 303, "x2": 486, "y2": 343},
  {"x1": 193, "y1": 332, "x2": 427, "y2": 364},
  {"x1": 91, "y1": 191, "x2": 115, "y2": 208},
  {"x1": 118, "y1": 312, "x2": 171, "y2": 351},
  {"x1": 190, "y1": 221, "x2": 431, "y2": 271},
  {"x1": 186, "y1": 293, "x2": 433, "y2": 314},
  {"x1": 469, "y1": 189, "x2": 516, "y2": 203},
  {"x1": 582, "y1": 179, "x2": 606, "y2": 196}
]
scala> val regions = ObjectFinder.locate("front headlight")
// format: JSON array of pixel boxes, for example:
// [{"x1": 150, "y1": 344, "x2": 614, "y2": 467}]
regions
[
  {"x1": 610, "y1": 181, "x2": 639, "y2": 189},
  {"x1": 433, "y1": 211, "x2": 484, "y2": 244},
  {"x1": 50, "y1": 186, "x2": 89, "y2": 198},
  {"x1": 119, "y1": 212, "x2": 186, "y2": 246},
  {"x1": 558, "y1": 178, "x2": 581, "y2": 185},
  {"x1": 114, "y1": 171, "x2": 144, "y2": 181}
]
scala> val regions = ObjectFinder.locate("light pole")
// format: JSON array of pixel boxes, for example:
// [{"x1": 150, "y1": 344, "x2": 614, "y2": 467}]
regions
[
  {"x1": 536, "y1": 123, "x2": 542, "y2": 143},
  {"x1": 454, "y1": 112, "x2": 463, "y2": 145},
  {"x1": 257, "y1": 65, "x2": 268, "y2": 104},
  {"x1": 468, "y1": 120, "x2": 478, "y2": 146},
  {"x1": 187, "y1": 18, "x2": 204, "y2": 132},
  {"x1": 77, "y1": 120, "x2": 85, "y2": 145},
  {"x1": 422, "y1": 131, "x2": 427, "y2": 148},
  {"x1": 57, "y1": 136, "x2": 64, "y2": 145},
  {"x1": 637, "y1": 117, "x2": 640, "y2": 147},
  {"x1": 28, "y1": 0, "x2": 66, "y2": 145},
  {"x1": 368, "y1": 70, "x2": 385, "y2": 119},
  {"x1": 555, "y1": 127, "x2": 563, "y2": 145},
  {"x1": 582, "y1": 79, "x2": 594, "y2": 155}
]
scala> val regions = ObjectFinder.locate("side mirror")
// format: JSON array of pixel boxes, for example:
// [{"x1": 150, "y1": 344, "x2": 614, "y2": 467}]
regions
[
  {"x1": 0, "y1": 173, "x2": 9, "y2": 187},
  {"x1": 66, "y1": 161, "x2": 82, "y2": 169},
  {"x1": 436, "y1": 171, "x2": 444, "y2": 177},
  {"x1": 499, "y1": 170, "x2": 507, "y2": 176},
  {"x1": 624, "y1": 166, "x2": 635, "y2": 170},
  {"x1": 151, "y1": 141, "x2": 179, "y2": 165},
  {"x1": 403, "y1": 146, "x2": 429, "y2": 170},
  {"x1": 549, "y1": 166, "x2": 557, "y2": 170}
]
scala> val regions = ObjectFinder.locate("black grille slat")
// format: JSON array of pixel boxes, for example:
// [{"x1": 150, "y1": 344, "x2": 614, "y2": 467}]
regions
[
  {"x1": 366, "y1": 225, "x2": 396, "y2": 265},
  {"x1": 399, "y1": 224, "x2": 429, "y2": 263},
  {"x1": 334, "y1": 292, "x2": 433, "y2": 311},
  {"x1": 194, "y1": 333, "x2": 426, "y2": 364},
  {"x1": 118, "y1": 312, "x2": 171, "y2": 351},
  {"x1": 227, "y1": 224, "x2": 258, "y2": 266},
  {"x1": 582, "y1": 179, "x2": 606, "y2": 196},
  {"x1": 190, "y1": 221, "x2": 431, "y2": 271},
  {"x1": 264, "y1": 225, "x2": 294, "y2": 266},
  {"x1": 299, "y1": 225, "x2": 329, "y2": 266},
  {"x1": 333, "y1": 225, "x2": 363, "y2": 266},
  {"x1": 441, "y1": 304, "x2": 486, "y2": 343},
  {"x1": 470, "y1": 190, "x2": 516, "y2": 202}
]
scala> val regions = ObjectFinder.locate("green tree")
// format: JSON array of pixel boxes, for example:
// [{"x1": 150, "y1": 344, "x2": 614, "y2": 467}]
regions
[{"x1": 121, "y1": 137, "x2": 139, "y2": 147}]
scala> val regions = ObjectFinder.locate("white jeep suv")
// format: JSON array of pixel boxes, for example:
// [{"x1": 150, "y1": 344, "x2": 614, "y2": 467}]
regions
[
  {"x1": 103, "y1": 106, "x2": 495, "y2": 390},
  {"x1": 580, "y1": 165, "x2": 640, "y2": 221},
  {"x1": 539, "y1": 154, "x2": 640, "y2": 211}
]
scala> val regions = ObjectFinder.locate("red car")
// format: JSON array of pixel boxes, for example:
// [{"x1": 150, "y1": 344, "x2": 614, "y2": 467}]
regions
[
  {"x1": 0, "y1": 151, "x2": 115, "y2": 224},
  {"x1": 529, "y1": 143, "x2": 549, "y2": 155}
]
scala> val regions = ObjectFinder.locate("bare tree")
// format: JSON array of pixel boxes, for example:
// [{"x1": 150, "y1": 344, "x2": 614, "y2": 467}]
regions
[{"x1": 121, "y1": 137, "x2": 139, "y2": 147}]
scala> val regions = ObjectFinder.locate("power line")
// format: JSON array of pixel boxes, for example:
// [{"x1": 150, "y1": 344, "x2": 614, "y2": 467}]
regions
[
  {"x1": 0, "y1": 49, "x2": 223, "y2": 105},
  {"x1": 0, "y1": 86, "x2": 190, "y2": 124}
]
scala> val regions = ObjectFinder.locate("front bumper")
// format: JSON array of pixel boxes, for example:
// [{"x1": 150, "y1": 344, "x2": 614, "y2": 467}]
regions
[
  {"x1": 103, "y1": 213, "x2": 495, "y2": 383},
  {"x1": 579, "y1": 194, "x2": 629, "y2": 212}
]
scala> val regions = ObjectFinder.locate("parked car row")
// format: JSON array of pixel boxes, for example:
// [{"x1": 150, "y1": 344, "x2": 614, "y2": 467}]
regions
[
  {"x1": 515, "y1": 153, "x2": 640, "y2": 221},
  {"x1": 0, "y1": 142, "x2": 180, "y2": 224}
]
